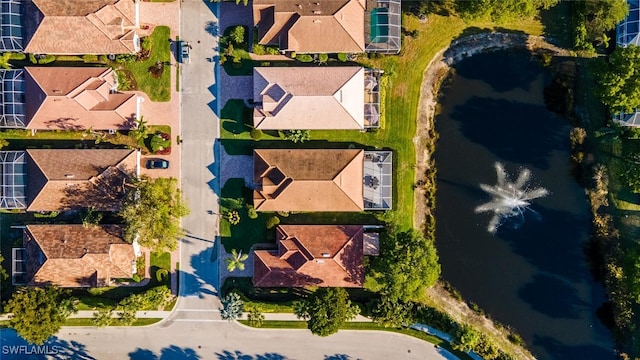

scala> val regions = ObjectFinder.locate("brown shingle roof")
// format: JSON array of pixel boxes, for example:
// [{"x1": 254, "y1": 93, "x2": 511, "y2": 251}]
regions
[
  {"x1": 24, "y1": 224, "x2": 135, "y2": 287},
  {"x1": 253, "y1": 67, "x2": 365, "y2": 130},
  {"x1": 25, "y1": 149, "x2": 138, "y2": 212},
  {"x1": 253, "y1": 0, "x2": 365, "y2": 53},
  {"x1": 24, "y1": 0, "x2": 138, "y2": 55},
  {"x1": 253, "y1": 225, "x2": 364, "y2": 287},
  {"x1": 24, "y1": 67, "x2": 138, "y2": 130},
  {"x1": 253, "y1": 149, "x2": 364, "y2": 212}
]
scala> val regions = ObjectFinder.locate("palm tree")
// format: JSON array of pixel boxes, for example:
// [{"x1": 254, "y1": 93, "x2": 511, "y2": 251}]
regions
[
  {"x1": 225, "y1": 249, "x2": 248, "y2": 272},
  {"x1": 131, "y1": 116, "x2": 149, "y2": 142}
]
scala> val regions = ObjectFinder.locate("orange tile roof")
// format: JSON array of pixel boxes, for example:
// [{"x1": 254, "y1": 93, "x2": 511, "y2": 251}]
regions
[
  {"x1": 253, "y1": 0, "x2": 365, "y2": 53},
  {"x1": 253, "y1": 225, "x2": 364, "y2": 287},
  {"x1": 24, "y1": 0, "x2": 138, "y2": 55},
  {"x1": 253, "y1": 149, "x2": 364, "y2": 212},
  {"x1": 253, "y1": 67, "x2": 365, "y2": 130},
  {"x1": 24, "y1": 67, "x2": 138, "y2": 130},
  {"x1": 26, "y1": 149, "x2": 139, "y2": 212},
  {"x1": 24, "y1": 224, "x2": 135, "y2": 287}
]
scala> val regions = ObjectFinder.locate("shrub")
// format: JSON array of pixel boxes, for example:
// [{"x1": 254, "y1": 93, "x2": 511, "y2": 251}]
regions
[
  {"x1": 116, "y1": 70, "x2": 133, "y2": 91},
  {"x1": 227, "y1": 210, "x2": 241, "y2": 225},
  {"x1": 296, "y1": 54, "x2": 313, "y2": 63},
  {"x1": 83, "y1": 54, "x2": 98, "y2": 63},
  {"x1": 337, "y1": 53, "x2": 348, "y2": 62},
  {"x1": 276, "y1": 211, "x2": 290, "y2": 217},
  {"x1": 156, "y1": 268, "x2": 169, "y2": 282},
  {"x1": 290, "y1": 51, "x2": 297, "y2": 59},
  {"x1": 116, "y1": 54, "x2": 136, "y2": 63},
  {"x1": 267, "y1": 47, "x2": 280, "y2": 55},
  {"x1": 253, "y1": 44, "x2": 266, "y2": 55},
  {"x1": 98, "y1": 55, "x2": 108, "y2": 63},
  {"x1": 150, "y1": 132, "x2": 171, "y2": 153},
  {"x1": 247, "y1": 206, "x2": 258, "y2": 219},
  {"x1": 283, "y1": 129, "x2": 310, "y2": 143},
  {"x1": 132, "y1": 274, "x2": 142, "y2": 282},
  {"x1": 230, "y1": 26, "x2": 246, "y2": 45},
  {"x1": 7, "y1": 52, "x2": 26, "y2": 60},
  {"x1": 317, "y1": 53, "x2": 329, "y2": 63},
  {"x1": 141, "y1": 37, "x2": 152, "y2": 51},
  {"x1": 265, "y1": 215, "x2": 280, "y2": 229},
  {"x1": 250, "y1": 128, "x2": 263, "y2": 140},
  {"x1": 38, "y1": 54, "x2": 56, "y2": 64},
  {"x1": 28, "y1": 54, "x2": 37, "y2": 64}
]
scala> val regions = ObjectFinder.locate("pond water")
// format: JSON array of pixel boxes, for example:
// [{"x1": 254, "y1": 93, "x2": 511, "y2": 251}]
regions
[{"x1": 433, "y1": 49, "x2": 614, "y2": 360}]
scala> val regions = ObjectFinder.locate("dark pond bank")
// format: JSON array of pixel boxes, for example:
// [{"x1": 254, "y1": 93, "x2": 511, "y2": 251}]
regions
[{"x1": 433, "y1": 49, "x2": 614, "y2": 360}]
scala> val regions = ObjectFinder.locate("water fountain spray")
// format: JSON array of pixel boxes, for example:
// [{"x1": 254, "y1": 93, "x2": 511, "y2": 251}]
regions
[{"x1": 475, "y1": 162, "x2": 549, "y2": 233}]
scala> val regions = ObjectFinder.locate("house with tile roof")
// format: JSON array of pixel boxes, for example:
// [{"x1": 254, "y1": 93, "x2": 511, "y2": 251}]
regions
[
  {"x1": 253, "y1": 225, "x2": 365, "y2": 287},
  {"x1": 23, "y1": 0, "x2": 140, "y2": 55},
  {"x1": 0, "y1": 149, "x2": 140, "y2": 211},
  {"x1": 253, "y1": 0, "x2": 366, "y2": 53},
  {"x1": 22, "y1": 224, "x2": 136, "y2": 287},
  {"x1": 253, "y1": 149, "x2": 392, "y2": 211},
  {"x1": 25, "y1": 149, "x2": 139, "y2": 211},
  {"x1": 253, "y1": 66, "x2": 383, "y2": 130},
  {"x1": 22, "y1": 67, "x2": 139, "y2": 130}
]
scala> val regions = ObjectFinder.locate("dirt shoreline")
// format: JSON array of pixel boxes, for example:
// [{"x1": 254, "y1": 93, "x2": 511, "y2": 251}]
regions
[{"x1": 414, "y1": 33, "x2": 571, "y2": 359}]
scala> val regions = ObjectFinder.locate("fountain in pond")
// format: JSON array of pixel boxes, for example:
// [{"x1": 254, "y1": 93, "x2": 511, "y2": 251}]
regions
[{"x1": 475, "y1": 162, "x2": 549, "y2": 233}]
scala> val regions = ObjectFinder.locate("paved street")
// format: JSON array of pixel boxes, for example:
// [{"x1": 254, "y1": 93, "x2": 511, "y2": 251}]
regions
[
  {"x1": 0, "y1": 323, "x2": 453, "y2": 360},
  {"x1": 174, "y1": 0, "x2": 221, "y2": 317}
]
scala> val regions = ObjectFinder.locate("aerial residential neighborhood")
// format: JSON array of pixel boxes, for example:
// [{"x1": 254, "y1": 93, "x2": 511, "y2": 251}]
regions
[{"x1": 1, "y1": 1, "x2": 640, "y2": 360}]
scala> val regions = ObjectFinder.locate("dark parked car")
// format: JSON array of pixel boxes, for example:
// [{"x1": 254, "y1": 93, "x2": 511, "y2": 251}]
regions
[{"x1": 146, "y1": 159, "x2": 169, "y2": 169}]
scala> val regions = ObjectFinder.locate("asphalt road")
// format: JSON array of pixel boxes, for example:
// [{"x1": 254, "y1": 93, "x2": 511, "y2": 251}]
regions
[
  {"x1": 0, "y1": 322, "x2": 453, "y2": 360},
  {"x1": 174, "y1": 0, "x2": 222, "y2": 318}
]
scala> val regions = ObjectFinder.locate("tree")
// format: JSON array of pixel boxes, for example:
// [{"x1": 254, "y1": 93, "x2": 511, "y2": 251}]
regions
[
  {"x1": 119, "y1": 176, "x2": 190, "y2": 252},
  {"x1": 453, "y1": 324, "x2": 482, "y2": 353},
  {"x1": 370, "y1": 296, "x2": 415, "y2": 328},
  {"x1": 596, "y1": 45, "x2": 640, "y2": 113},
  {"x1": 82, "y1": 207, "x2": 103, "y2": 227},
  {"x1": 0, "y1": 253, "x2": 7, "y2": 280},
  {"x1": 230, "y1": 26, "x2": 245, "y2": 45},
  {"x1": 0, "y1": 138, "x2": 9, "y2": 150},
  {"x1": 220, "y1": 292, "x2": 244, "y2": 321},
  {"x1": 246, "y1": 306, "x2": 265, "y2": 327},
  {"x1": 92, "y1": 307, "x2": 114, "y2": 327},
  {"x1": 368, "y1": 229, "x2": 440, "y2": 302},
  {"x1": 580, "y1": 0, "x2": 629, "y2": 40},
  {"x1": 294, "y1": 288, "x2": 360, "y2": 337},
  {"x1": 226, "y1": 249, "x2": 249, "y2": 272},
  {"x1": 456, "y1": 0, "x2": 558, "y2": 23},
  {"x1": 130, "y1": 116, "x2": 149, "y2": 142},
  {"x1": 4, "y1": 287, "x2": 77, "y2": 344},
  {"x1": 282, "y1": 130, "x2": 310, "y2": 143}
]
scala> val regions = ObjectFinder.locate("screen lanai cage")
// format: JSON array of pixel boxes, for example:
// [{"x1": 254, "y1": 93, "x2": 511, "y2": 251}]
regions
[
  {"x1": 0, "y1": 0, "x2": 23, "y2": 51},
  {"x1": 365, "y1": 0, "x2": 401, "y2": 54},
  {"x1": 618, "y1": 0, "x2": 640, "y2": 47}
]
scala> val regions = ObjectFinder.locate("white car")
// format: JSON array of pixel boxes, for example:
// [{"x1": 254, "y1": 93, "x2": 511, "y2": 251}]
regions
[{"x1": 181, "y1": 41, "x2": 191, "y2": 64}]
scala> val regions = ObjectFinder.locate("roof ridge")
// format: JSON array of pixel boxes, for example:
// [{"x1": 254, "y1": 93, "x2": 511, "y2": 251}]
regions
[
  {"x1": 330, "y1": 151, "x2": 364, "y2": 209},
  {"x1": 332, "y1": 1, "x2": 364, "y2": 51}
]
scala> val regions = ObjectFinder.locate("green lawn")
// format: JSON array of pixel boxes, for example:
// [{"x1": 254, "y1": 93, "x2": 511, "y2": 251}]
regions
[
  {"x1": 220, "y1": 100, "x2": 280, "y2": 140},
  {"x1": 220, "y1": 179, "x2": 270, "y2": 253},
  {"x1": 120, "y1": 26, "x2": 172, "y2": 102}
]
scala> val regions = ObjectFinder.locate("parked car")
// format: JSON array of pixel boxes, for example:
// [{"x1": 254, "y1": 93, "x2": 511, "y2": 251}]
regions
[
  {"x1": 180, "y1": 41, "x2": 190, "y2": 64},
  {"x1": 146, "y1": 159, "x2": 169, "y2": 169}
]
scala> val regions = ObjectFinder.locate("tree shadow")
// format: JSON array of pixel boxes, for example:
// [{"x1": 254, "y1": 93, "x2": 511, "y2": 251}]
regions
[
  {"x1": 452, "y1": 49, "x2": 542, "y2": 93},
  {"x1": 324, "y1": 355, "x2": 351, "y2": 360},
  {"x1": 215, "y1": 350, "x2": 289, "y2": 360},
  {"x1": 538, "y1": 1, "x2": 574, "y2": 49},
  {"x1": 205, "y1": 21, "x2": 219, "y2": 37},
  {"x1": 532, "y1": 335, "x2": 614, "y2": 360},
  {"x1": 129, "y1": 345, "x2": 201, "y2": 360},
  {"x1": 518, "y1": 274, "x2": 586, "y2": 319},
  {"x1": 450, "y1": 97, "x2": 567, "y2": 170},
  {"x1": 0, "y1": 332, "x2": 96, "y2": 360}
]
